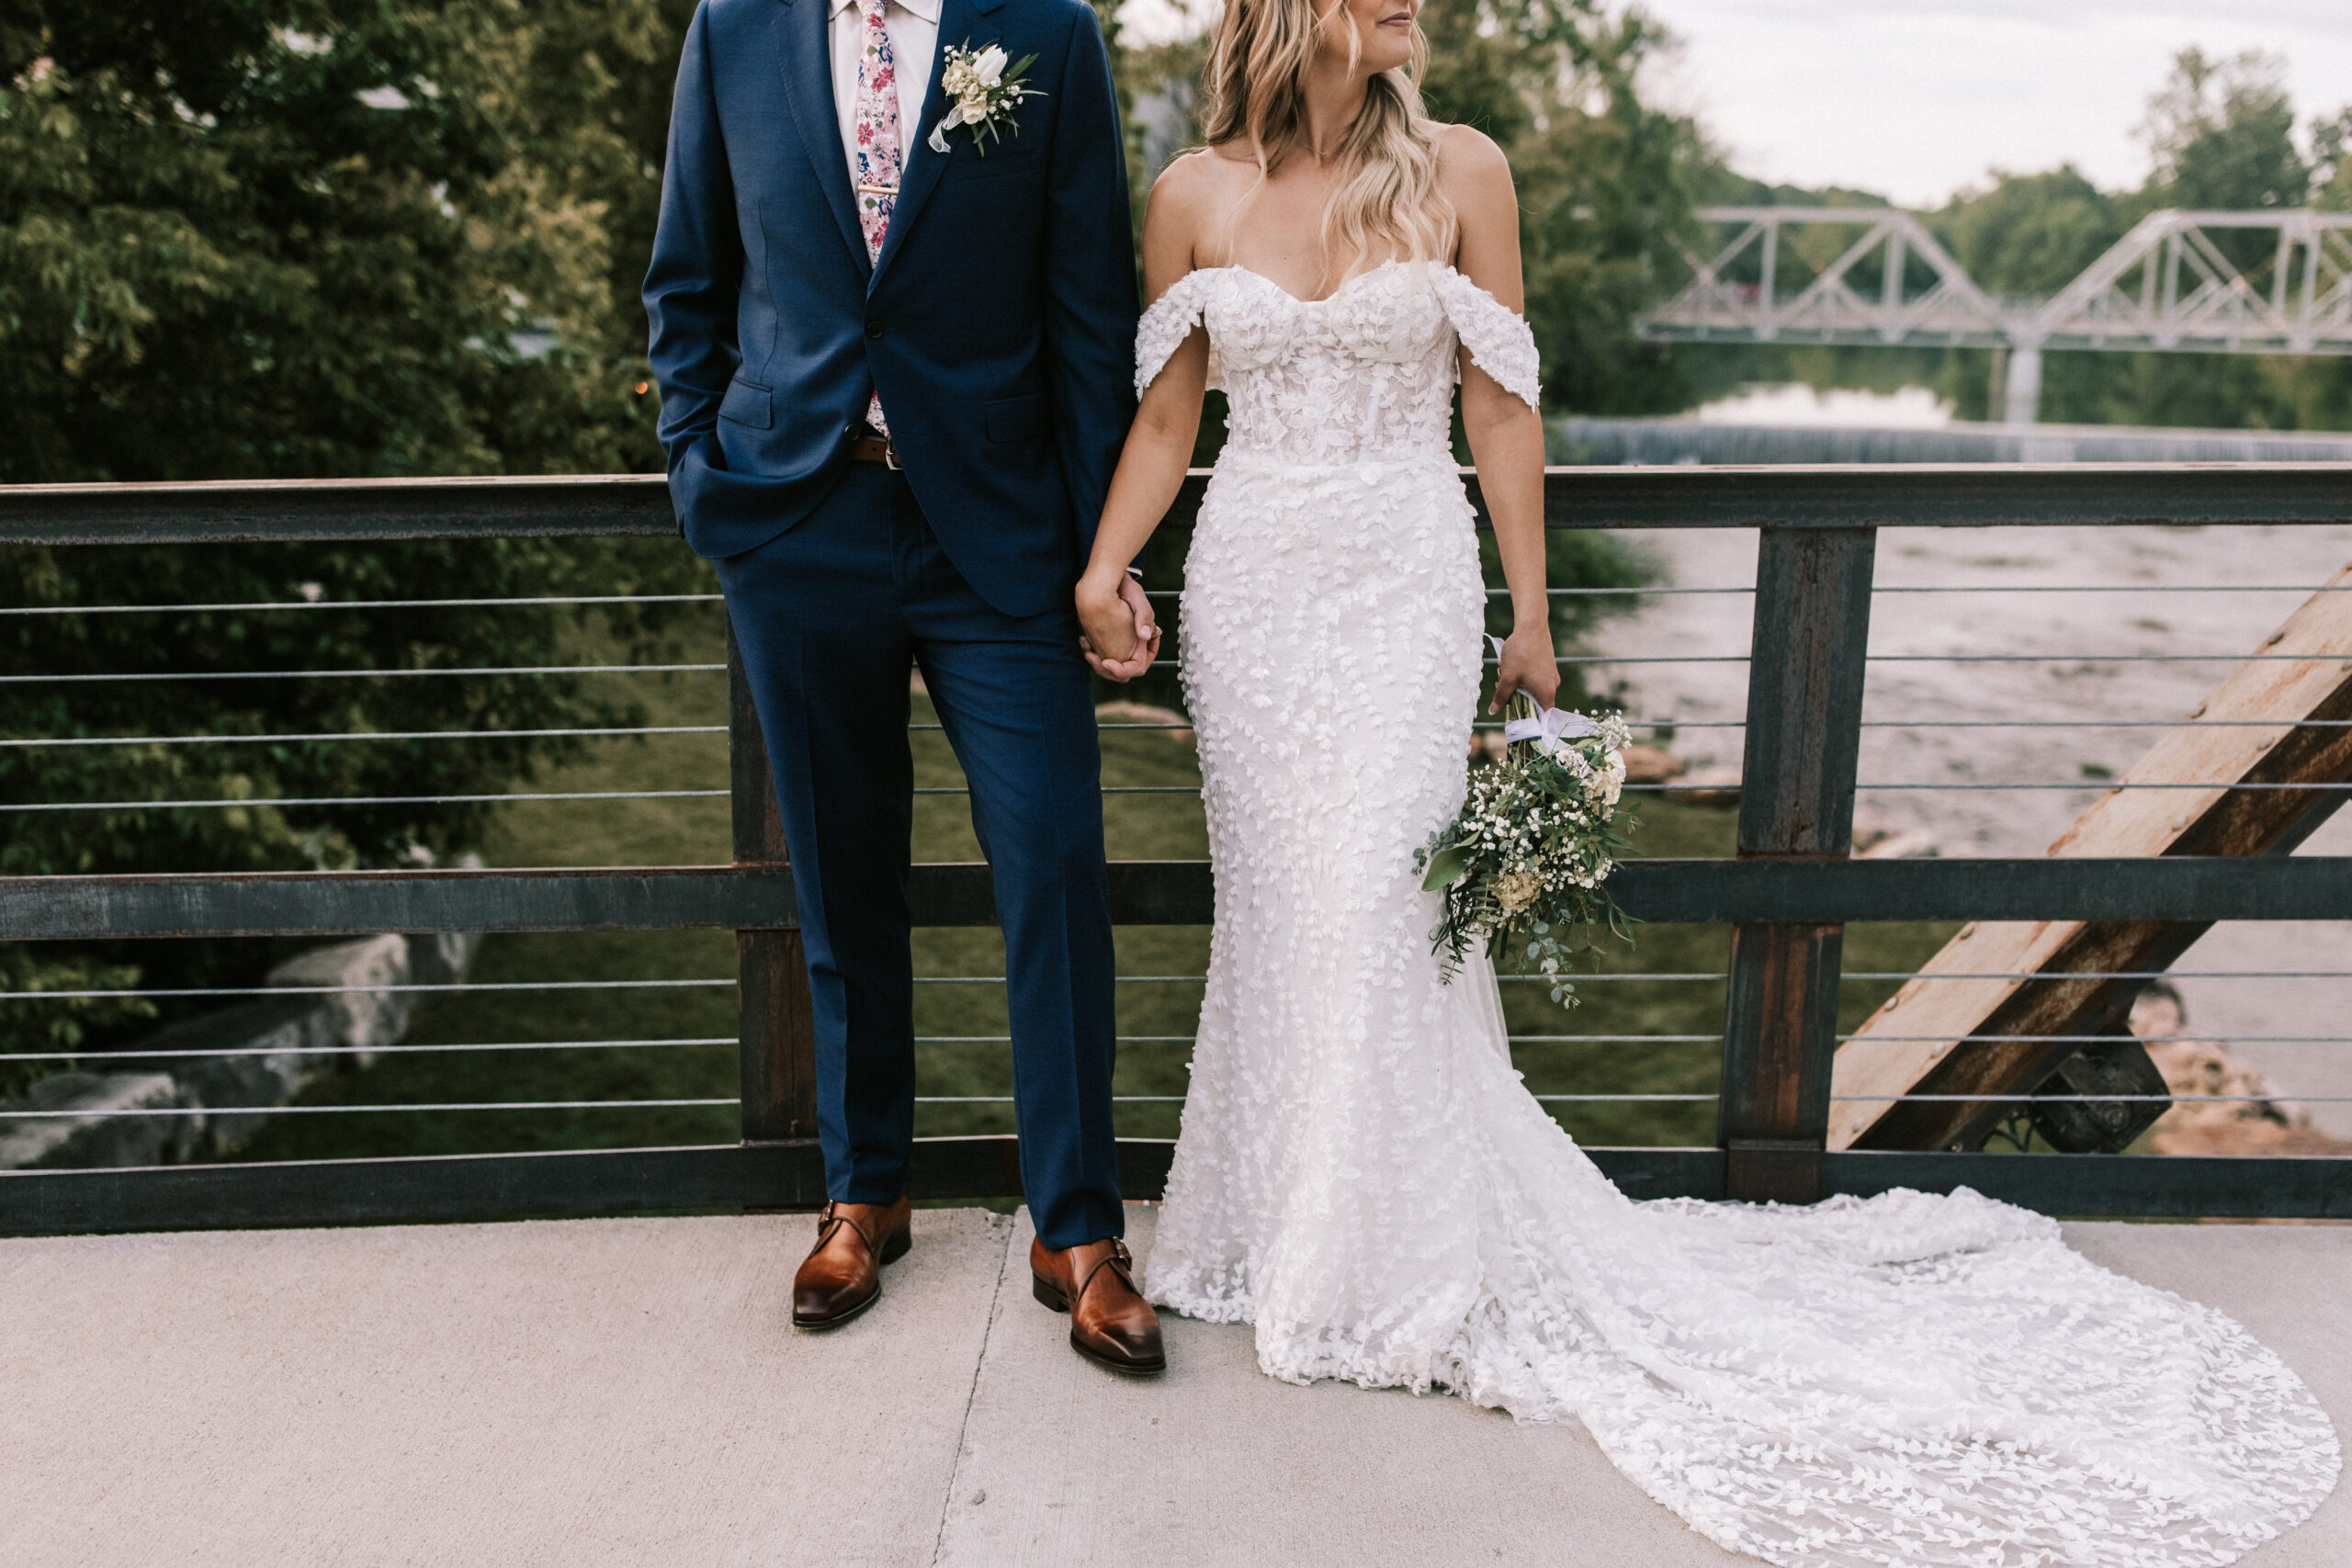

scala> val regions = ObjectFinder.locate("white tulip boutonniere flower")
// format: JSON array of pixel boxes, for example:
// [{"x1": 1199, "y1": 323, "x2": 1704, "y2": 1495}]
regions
[{"x1": 927, "y1": 40, "x2": 1043, "y2": 155}]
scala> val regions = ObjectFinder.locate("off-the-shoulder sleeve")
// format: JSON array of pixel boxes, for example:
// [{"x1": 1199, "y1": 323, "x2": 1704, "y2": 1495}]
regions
[
  {"x1": 1435, "y1": 269, "x2": 1542, "y2": 410},
  {"x1": 1135, "y1": 272, "x2": 1219, "y2": 397}
]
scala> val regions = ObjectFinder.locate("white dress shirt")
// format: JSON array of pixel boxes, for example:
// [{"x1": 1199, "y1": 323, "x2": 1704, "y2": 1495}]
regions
[{"x1": 829, "y1": 0, "x2": 940, "y2": 185}]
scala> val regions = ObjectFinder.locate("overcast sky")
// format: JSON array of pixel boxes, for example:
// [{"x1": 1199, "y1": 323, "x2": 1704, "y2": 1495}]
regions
[
  {"x1": 1637, "y1": 1, "x2": 2352, "y2": 207},
  {"x1": 1123, "y1": 1, "x2": 2352, "y2": 209}
]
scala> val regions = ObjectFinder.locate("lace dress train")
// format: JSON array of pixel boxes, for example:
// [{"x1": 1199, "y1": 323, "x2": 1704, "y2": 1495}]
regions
[{"x1": 1132, "y1": 260, "x2": 2339, "y2": 1567}]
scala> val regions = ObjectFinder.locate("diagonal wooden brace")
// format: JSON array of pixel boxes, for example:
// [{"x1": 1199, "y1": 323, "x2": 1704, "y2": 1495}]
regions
[{"x1": 1830, "y1": 561, "x2": 2352, "y2": 1153}]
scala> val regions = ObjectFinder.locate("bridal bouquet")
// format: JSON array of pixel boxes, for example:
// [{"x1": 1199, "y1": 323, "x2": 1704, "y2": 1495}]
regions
[{"x1": 1416, "y1": 657, "x2": 1635, "y2": 1009}]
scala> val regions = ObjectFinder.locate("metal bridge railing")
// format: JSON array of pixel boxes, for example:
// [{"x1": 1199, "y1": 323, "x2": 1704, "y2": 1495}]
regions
[{"x1": 5, "y1": 464, "x2": 2352, "y2": 1233}]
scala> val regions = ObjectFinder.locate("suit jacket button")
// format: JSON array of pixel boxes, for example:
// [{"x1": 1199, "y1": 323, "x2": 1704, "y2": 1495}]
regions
[{"x1": 865, "y1": 318, "x2": 885, "y2": 340}]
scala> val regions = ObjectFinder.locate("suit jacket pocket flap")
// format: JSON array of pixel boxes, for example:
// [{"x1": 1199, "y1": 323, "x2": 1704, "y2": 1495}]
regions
[
  {"x1": 719, "y1": 378, "x2": 773, "y2": 430},
  {"x1": 984, "y1": 391, "x2": 1048, "y2": 444}
]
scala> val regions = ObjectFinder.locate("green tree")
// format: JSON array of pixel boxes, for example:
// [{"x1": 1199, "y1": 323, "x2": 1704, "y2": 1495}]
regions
[
  {"x1": 1938, "y1": 166, "x2": 2122, "y2": 299},
  {"x1": 2313, "y1": 107, "x2": 2352, "y2": 211},
  {"x1": 0, "y1": 3, "x2": 706, "y2": 1091},
  {"x1": 2143, "y1": 47, "x2": 2308, "y2": 213},
  {"x1": 2104, "y1": 50, "x2": 2315, "y2": 430},
  {"x1": 0, "y1": 1, "x2": 672, "y2": 481}
]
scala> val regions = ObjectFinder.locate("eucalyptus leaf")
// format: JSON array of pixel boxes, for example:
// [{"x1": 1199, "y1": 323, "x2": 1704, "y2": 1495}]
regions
[{"x1": 1419, "y1": 841, "x2": 1475, "y2": 890}]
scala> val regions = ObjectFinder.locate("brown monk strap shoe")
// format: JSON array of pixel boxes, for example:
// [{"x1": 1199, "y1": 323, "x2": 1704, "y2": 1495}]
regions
[
  {"x1": 1030, "y1": 1235, "x2": 1166, "y2": 1376},
  {"x1": 792, "y1": 1197, "x2": 912, "y2": 1330}
]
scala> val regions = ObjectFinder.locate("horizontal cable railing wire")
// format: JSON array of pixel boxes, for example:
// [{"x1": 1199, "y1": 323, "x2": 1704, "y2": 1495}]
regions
[
  {"x1": 913, "y1": 785, "x2": 1201, "y2": 796},
  {"x1": 0, "y1": 976, "x2": 1225, "y2": 1003},
  {"x1": 921, "y1": 1096, "x2": 1189, "y2": 1104},
  {"x1": 0, "y1": 978, "x2": 737, "y2": 1001},
  {"x1": 31, "y1": 582, "x2": 2341, "y2": 615},
  {"x1": 910, "y1": 974, "x2": 1737, "y2": 985},
  {"x1": 0, "y1": 788, "x2": 730, "y2": 813},
  {"x1": 0, "y1": 663, "x2": 725, "y2": 684},
  {"x1": 913, "y1": 1035, "x2": 1199, "y2": 1044},
  {"x1": 1857, "y1": 719, "x2": 2352, "y2": 728},
  {"x1": 0, "y1": 725, "x2": 729, "y2": 749},
  {"x1": 16, "y1": 1088, "x2": 2321, "y2": 1120},
  {"x1": 1507, "y1": 1034, "x2": 1722, "y2": 1043},
  {"x1": 4, "y1": 585, "x2": 1735, "y2": 615},
  {"x1": 1472, "y1": 721, "x2": 2352, "y2": 730},
  {"x1": 1498, "y1": 586, "x2": 2352, "y2": 596},
  {"x1": 912, "y1": 1029, "x2": 1815, "y2": 1043},
  {"x1": 0, "y1": 593, "x2": 728, "y2": 616},
  {"x1": 1849, "y1": 782, "x2": 2352, "y2": 791},
  {"x1": 1520, "y1": 1093, "x2": 2352, "y2": 1104},
  {"x1": 0, "y1": 721, "x2": 1263, "y2": 746},
  {"x1": 65, "y1": 646, "x2": 2308, "y2": 687},
  {"x1": 1837, "y1": 1034, "x2": 2352, "y2": 1044},
  {"x1": 1497, "y1": 973, "x2": 1731, "y2": 981},
  {"x1": 0, "y1": 1099, "x2": 737, "y2": 1119},
  {"x1": 1833, "y1": 1093, "x2": 2352, "y2": 1103},
  {"x1": 28, "y1": 779, "x2": 2352, "y2": 810},
  {"x1": 0, "y1": 974, "x2": 1758, "y2": 1000},
  {"x1": 1841, "y1": 971, "x2": 2352, "y2": 981},
  {"x1": 1865, "y1": 652, "x2": 2352, "y2": 662},
  {"x1": 0, "y1": 1038, "x2": 732, "y2": 1064}
]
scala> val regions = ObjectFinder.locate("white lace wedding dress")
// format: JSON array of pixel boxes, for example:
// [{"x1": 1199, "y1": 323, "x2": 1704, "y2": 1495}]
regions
[{"x1": 1133, "y1": 258, "x2": 2340, "y2": 1567}]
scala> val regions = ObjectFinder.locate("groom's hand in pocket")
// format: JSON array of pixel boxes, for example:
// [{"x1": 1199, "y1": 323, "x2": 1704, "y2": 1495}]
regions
[{"x1": 1079, "y1": 571, "x2": 1160, "y2": 682}]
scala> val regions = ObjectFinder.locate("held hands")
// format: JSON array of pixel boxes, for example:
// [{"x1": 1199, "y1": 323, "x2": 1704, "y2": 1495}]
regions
[
  {"x1": 1490, "y1": 621, "x2": 1560, "y2": 714},
  {"x1": 1078, "y1": 570, "x2": 1161, "y2": 682}
]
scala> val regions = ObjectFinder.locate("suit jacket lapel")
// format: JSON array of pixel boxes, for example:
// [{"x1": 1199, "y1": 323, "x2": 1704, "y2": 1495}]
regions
[
  {"x1": 774, "y1": 0, "x2": 871, "y2": 280},
  {"x1": 869, "y1": 0, "x2": 997, "y2": 291}
]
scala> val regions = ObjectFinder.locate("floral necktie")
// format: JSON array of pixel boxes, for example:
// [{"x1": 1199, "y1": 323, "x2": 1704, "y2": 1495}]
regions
[{"x1": 853, "y1": 0, "x2": 901, "y2": 435}]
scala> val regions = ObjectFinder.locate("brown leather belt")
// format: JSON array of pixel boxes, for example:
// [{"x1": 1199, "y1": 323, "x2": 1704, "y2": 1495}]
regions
[{"x1": 847, "y1": 434, "x2": 900, "y2": 468}]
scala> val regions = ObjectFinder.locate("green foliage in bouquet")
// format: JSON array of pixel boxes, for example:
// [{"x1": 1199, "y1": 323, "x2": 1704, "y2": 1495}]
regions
[{"x1": 1416, "y1": 691, "x2": 1636, "y2": 1008}]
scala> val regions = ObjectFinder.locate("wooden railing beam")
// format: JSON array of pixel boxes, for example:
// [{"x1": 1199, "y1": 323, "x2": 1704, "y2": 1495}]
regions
[
  {"x1": 1719, "y1": 525, "x2": 1877, "y2": 1201},
  {"x1": 8, "y1": 465, "x2": 2352, "y2": 546},
  {"x1": 22, "y1": 855, "x2": 2352, "y2": 937},
  {"x1": 728, "y1": 626, "x2": 819, "y2": 1149}
]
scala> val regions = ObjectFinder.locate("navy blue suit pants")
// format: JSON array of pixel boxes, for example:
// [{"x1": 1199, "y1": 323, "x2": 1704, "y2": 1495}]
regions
[{"x1": 716, "y1": 465, "x2": 1123, "y2": 1249}]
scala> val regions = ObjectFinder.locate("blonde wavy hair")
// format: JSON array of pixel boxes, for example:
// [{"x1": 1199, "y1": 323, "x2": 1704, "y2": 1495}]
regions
[{"x1": 1199, "y1": 0, "x2": 1456, "y2": 289}]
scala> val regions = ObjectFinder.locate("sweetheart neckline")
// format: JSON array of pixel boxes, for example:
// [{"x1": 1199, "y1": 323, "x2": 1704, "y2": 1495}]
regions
[{"x1": 1194, "y1": 258, "x2": 1439, "y2": 307}]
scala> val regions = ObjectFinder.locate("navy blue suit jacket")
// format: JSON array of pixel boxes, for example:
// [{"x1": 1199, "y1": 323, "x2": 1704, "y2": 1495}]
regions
[{"x1": 644, "y1": 0, "x2": 1139, "y2": 616}]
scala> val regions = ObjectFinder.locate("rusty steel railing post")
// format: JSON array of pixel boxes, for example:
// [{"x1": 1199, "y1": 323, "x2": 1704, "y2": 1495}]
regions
[
  {"x1": 729, "y1": 625, "x2": 819, "y2": 1153},
  {"x1": 1718, "y1": 525, "x2": 1877, "y2": 1202}
]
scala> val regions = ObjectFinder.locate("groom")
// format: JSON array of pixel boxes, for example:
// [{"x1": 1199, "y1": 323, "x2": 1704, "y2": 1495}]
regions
[{"x1": 644, "y1": 0, "x2": 1164, "y2": 1373}]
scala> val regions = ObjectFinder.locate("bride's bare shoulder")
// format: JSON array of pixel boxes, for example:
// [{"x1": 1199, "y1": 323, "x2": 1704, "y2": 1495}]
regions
[
  {"x1": 1153, "y1": 143, "x2": 1259, "y2": 202},
  {"x1": 1429, "y1": 121, "x2": 1516, "y2": 213},
  {"x1": 1144, "y1": 145, "x2": 1258, "y2": 263}
]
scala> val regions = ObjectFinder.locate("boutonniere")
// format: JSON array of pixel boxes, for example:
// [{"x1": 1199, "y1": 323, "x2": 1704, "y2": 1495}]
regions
[{"x1": 926, "y1": 41, "x2": 1043, "y2": 155}]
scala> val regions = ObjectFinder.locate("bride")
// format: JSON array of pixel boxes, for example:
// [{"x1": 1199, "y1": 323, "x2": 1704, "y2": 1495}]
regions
[{"x1": 1069, "y1": 0, "x2": 2339, "y2": 1562}]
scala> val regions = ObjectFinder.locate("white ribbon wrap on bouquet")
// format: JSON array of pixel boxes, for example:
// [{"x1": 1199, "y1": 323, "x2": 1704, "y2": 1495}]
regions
[{"x1": 1485, "y1": 635, "x2": 1600, "y2": 756}]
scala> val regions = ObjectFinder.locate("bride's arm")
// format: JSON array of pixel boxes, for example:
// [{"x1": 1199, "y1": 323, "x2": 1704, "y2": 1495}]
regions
[
  {"x1": 1077, "y1": 159, "x2": 1214, "y2": 679},
  {"x1": 1443, "y1": 127, "x2": 1559, "y2": 713}
]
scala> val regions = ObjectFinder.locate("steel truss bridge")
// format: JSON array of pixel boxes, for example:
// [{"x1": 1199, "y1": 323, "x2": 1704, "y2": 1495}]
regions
[{"x1": 1645, "y1": 207, "x2": 2352, "y2": 423}]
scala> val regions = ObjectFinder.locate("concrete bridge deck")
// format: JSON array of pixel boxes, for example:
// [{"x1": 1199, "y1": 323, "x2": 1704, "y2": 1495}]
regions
[{"x1": 5, "y1": 1207, "x2": 2349, "y2": 1566}]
